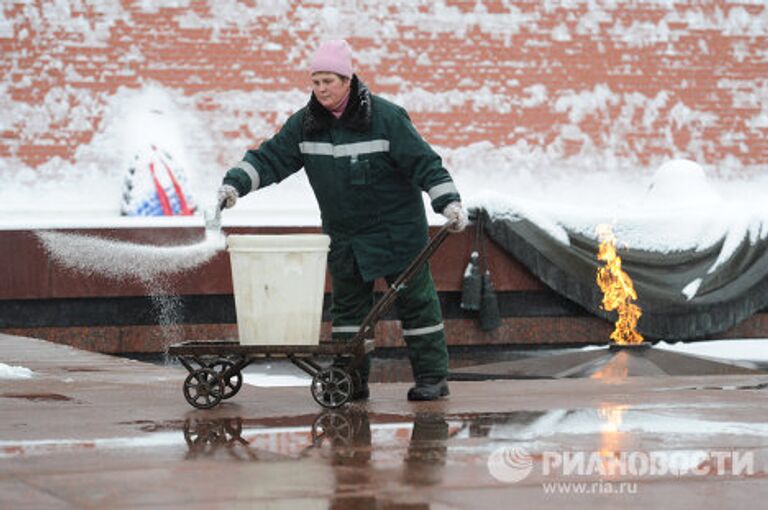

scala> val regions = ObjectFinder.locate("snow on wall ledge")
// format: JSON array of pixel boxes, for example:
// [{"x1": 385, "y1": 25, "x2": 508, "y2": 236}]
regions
[{"x1": 1, "y1": 0, "x2": 767, "y2": 220}]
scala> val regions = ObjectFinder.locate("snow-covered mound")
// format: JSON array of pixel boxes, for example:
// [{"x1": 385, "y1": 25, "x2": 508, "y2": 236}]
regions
[{"x1": 645, "y1": 159, "x2": 723, "y2": 208}]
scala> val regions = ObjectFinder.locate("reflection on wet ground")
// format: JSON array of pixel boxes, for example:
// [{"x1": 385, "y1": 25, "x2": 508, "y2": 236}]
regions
[
  {"x1": 180, "y1": 409, "x2": 457, "y2": 471},
  {"x1": 154, "y1": 405, "x2": 768, "y2": 507},
  {"x1": 152, "y1": 405, "x2": 757, "y2": 478},
  {"x1": 7, "y1": 404, "x2": 768, "y2": 461},
  {"x1": 4, "y1": 405, "x2": 768, "y2": 508},
  {"x1": 177, "y1": 409, "x2": 457, "y2": 507}
]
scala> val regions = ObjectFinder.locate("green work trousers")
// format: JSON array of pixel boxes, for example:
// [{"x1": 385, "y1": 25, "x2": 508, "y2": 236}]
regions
[{"x1": 330, "y1": 262, "x2": 449, "y2": 382}]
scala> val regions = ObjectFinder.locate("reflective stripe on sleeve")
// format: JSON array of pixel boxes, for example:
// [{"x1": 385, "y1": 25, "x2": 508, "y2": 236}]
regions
[
  {"x1": 427, "y1": 182, "x2": 459, "y2": 202},
  {"x1": 234, "y1": 160, "x2": 260, "y2": 192},
  {"x1": 402, "y1": 323, "x2": 444, "y2": 337}
]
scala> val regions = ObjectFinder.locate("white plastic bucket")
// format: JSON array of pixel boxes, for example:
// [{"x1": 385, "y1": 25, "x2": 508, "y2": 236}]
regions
[{"x1": 227, "y1": 234, "x2": 330, "y2": 346}]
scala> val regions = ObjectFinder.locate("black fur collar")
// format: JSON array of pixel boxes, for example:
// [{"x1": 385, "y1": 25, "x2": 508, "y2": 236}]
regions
[{"x1": 302, "y1": 75, "x2": 372, "y2": 136}]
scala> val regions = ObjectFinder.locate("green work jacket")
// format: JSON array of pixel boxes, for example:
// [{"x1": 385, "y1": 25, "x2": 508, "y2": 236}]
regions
[{"x1": 223, "y1": 76, "x2": 461, "y2": 281}]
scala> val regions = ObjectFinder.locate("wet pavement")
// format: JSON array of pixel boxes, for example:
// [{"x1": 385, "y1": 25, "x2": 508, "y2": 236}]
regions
[{"x1": 3, "y1": 333, "x2": 768, "y2": 509}]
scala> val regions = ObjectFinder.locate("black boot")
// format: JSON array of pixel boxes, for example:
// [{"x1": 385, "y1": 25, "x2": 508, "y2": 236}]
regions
[{"x1": 407, "y1": 377, "x2": 449, "y2": 401}]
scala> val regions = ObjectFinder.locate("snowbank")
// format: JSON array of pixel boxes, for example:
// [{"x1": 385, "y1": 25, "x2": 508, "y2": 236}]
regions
[
  {"x1": 0, "y1": 363, "x2": 34, "y2": 379},
  {"x1": 470, "y1": 158, "x2": 768, "y2": 255},
  {"x1": 655, "y1": 338, "x2": 768, "y2": 363}
]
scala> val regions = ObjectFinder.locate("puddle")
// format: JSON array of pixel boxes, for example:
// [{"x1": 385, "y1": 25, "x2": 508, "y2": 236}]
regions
[
  {"x1": 1, "y1": 393, "x2": 73, "y2": 402},
  {"x1": 0, "y1": 432, "x2": 187, "y2": 458},
  {"x1": 3, "y1": 403, "x2": 765, "y2": 510},
  {"x1": 480, "y1": 405, "x2": 768, "y2": 441},
  {"x1": 5, "y1": 406, "x2": 768, "y2": 466},
  {"x1": 178, "y1": 410, "x2": 462, "y2": 467},
  {"x1": 677, "y1": 382, "x2": 768, "y2": 391},
  {"x1": 117, "y1": 420, "x2": 184, "y2": 433}
]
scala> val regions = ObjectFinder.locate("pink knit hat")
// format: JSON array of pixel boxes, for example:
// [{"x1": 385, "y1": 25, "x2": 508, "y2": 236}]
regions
[{"x1": 310, "y1": 39, "x2": 353, "y2": 78}]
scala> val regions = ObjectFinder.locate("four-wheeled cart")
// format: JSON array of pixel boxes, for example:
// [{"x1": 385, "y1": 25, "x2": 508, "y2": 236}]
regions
[{"x1": 168, "y1": 223, "x2": 453, "y2": 409}]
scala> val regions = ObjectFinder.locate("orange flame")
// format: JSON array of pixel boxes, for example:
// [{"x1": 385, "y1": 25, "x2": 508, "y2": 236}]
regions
[
  {"x1": 598, "y1": 403, "x2": 630, "y2": 476},
  {"x1": 596, "y1": 224, "x2": 644, "y2": 345}
]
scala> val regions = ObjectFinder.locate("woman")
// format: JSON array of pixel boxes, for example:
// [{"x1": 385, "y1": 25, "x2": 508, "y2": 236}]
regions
[{"x1": 218, "y1": 39, "x2": 468, "y2": 401}]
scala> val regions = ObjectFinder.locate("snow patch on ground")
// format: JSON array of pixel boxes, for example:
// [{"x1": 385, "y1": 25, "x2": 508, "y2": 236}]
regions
[
  {"x1": 0, "y1": 363, "x2": 34, "y2": 379},
  {"x1": 242, "y1": 373, "x2": 310, "y2": 388},
  {"x1": 655, "y1": 338, "x2": 768, "y2": 362}
]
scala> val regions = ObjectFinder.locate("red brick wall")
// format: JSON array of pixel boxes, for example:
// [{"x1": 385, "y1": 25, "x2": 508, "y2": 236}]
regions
[{"x1": 2, "y1": 1, "x2": 767, "y2": 171}]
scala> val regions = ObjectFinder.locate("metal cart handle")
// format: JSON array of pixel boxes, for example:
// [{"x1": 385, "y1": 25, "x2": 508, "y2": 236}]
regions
[{"x1": 349, "y1": 222, "x2": 454, "y2": 346}]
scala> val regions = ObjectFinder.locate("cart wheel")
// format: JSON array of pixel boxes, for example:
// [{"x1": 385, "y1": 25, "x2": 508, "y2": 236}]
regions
[
  {"x1": 221, "y1": 417, "x2": 244, "y2": 444},
  {"x1": 183, "y1": 368, "x2": 224, "y2": 409},
  {"x1": 184, "y1": 417, "x2": 243, "y2": 448},
  {"x1": 183, "y1": 418, "x2": 217, "y2": 450},
  {"x1": 311, "y1": 368, "x2": 354, "y2": 409},
  {"x1": 311, "y1": 410, "x2": 353, "y2": 447},
  {"x1": 211, "y1": 360, "x2": 243, "y2": 400}
]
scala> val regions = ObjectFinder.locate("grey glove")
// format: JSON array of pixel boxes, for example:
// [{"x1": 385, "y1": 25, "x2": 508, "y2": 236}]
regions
[
  {"x1": 217, "y1": 184, "x2": 239, "y2": 209},
  {"x1": 442, "y1": 201, "x2": 468, "y2": 233}
]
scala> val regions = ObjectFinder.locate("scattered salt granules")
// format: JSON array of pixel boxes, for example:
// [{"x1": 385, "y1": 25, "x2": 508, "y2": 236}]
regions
[{"x1": 36, "y1": 229, "x2": 226, "y2": 283}]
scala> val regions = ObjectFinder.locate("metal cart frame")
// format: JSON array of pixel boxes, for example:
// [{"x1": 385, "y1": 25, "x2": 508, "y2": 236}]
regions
[{"x1": 168, "y1": 223, "x2": 453, "y2": 409}]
